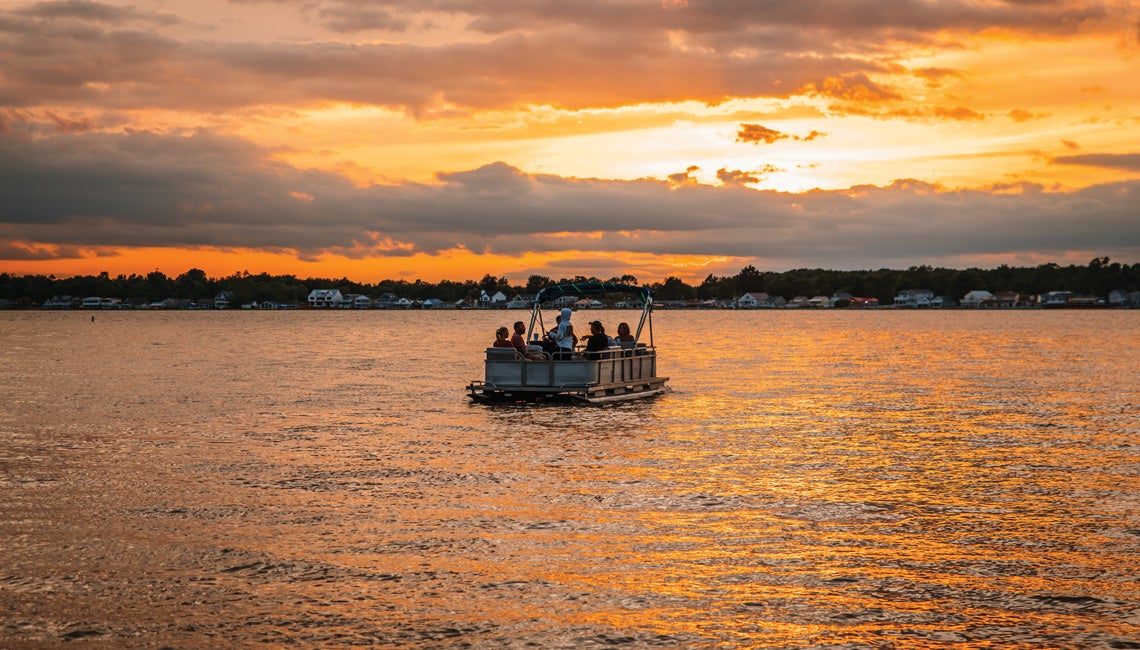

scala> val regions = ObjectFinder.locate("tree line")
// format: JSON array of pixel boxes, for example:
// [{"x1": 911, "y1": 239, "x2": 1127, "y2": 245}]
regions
[{"x1": 0, "y1": 258, "x2": 1136, "y2": 307}]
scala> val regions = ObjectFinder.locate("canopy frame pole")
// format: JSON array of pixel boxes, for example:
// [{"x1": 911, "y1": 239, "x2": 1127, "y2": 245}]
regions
[
  {"x1": 634, "y1": 297, "x2": 652, "y2": 345},
  {"x1": 527, "y1": 302, "x2": 545, "y2": 342}
]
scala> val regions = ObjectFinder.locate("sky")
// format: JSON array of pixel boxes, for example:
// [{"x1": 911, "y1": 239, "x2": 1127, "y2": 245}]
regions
[{"x1": 1, "y1": 0, "x2": 1138, "y2": 285}]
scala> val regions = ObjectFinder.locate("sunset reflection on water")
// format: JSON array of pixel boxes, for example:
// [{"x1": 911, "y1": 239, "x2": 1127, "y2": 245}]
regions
[{"x1": 1, "y1": 309, "x2": 1137, "y2": 647}]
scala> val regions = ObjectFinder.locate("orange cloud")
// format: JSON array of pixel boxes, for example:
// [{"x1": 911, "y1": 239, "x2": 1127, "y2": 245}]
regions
[
  {"x1": 737, "y1": 124, "x2": 827, "y2": 145},
  {"x1": 737, "y1": 124, "x2": 789, "y2": 145},
  {"x1": 933, "y1": 106, "x2": 986, "y2": 121}
]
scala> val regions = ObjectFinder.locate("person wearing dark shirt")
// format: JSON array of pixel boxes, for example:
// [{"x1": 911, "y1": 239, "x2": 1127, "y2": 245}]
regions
[
  {"x1": 511, "y1": 321, "x2": 545, "y2": 360},
  {"x1": 584, "y1": 321, "x2": 613, "y2": 358},
  {"x1": 492, "y1": 326, "x2": 513, "y2": 348},
  {"x1": 615, "y1": 322, "x2": 635, "y2": 343}
]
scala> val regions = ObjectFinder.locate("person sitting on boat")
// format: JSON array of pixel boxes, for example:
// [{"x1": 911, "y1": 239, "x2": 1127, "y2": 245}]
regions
[
  {"x1": 511, "y1": 321, "x2": 546, "y2": 360},
  {"x1": 615, "y1": 322, "x2": 635, "y2": 343},
  {"x1": 492, "y1": 326, "x2": 513, "y2": 348},
  {"x1": 584, "y1": 321, "x2": 615, "y2": 358},
  {"x1": 551, "y1": 307, "x2": 578, "y2": 359}
]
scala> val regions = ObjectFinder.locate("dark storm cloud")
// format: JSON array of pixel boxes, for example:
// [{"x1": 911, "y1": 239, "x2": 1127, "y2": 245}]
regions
[
  {"x1": 0, "y1": 22, "x2": 874, "y2": 113},
  {"x1": 2, "y1": 130, "x2": 1137, "y2": 267},
  {"x1": 0, "y1": 1, "x2": 1133, "y2": 114}
]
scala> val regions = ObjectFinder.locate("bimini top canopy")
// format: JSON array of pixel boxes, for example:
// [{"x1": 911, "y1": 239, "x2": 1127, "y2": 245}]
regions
[{"x1": 535, "y1": 282, "x2": 653, "y2": 304}]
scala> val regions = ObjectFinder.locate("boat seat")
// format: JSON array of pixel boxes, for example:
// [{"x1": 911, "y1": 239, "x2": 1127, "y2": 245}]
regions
[{"x1": 485, "y1": 347, "x2": 518, "y2": 360}]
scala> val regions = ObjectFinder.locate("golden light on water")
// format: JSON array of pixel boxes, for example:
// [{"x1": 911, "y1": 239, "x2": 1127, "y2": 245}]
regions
[{"x1": 1, "y1": 309, "x2": 1137, "y2": 646}]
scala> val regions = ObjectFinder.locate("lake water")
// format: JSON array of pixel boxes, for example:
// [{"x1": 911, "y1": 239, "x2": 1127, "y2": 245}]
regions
[{"x1": 1, "y1": 309, "x2": 1138, "y2": 648}]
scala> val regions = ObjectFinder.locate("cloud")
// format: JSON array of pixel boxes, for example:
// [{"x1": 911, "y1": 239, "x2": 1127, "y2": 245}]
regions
[
  {"x1": 13, "y1": 0, "x2": 180, "y2": 25},
  {"x1": 912, "y1": 67, "x2": 963, "y2": 87},
  {"x1": 716, "y1": 169, "x2": 760, "y2": 186},
  {"x1": 1, "y1": 129, "x2": 1137, "y2": 269},
  {"x1": 737, "y1": 124, "x2": 789, "y2": 145},
  {"x1": 1009, "y1": 109, "x2": 1048, "y2": 122},
  {"x1": 1052, "y1": 153, "x2": 1140, "y2": 171},
  {"x1": 317, "y1": 5, "x2": 410, "y2": 33},
  {"x1": 933, "y1": 106, "x2": 986, "y2": 121},
  {"x1": 1, "y1": 1, "x2": 1134, "y2": 115},
  {"x1": 737, "y1": 124, "x2": 827, "y2": 145},
  {"x1": 807, "y1": 73, "x2": 902, "y2": 103}
]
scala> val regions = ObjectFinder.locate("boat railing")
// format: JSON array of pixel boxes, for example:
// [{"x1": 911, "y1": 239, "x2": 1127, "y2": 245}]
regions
[
  {"x1": 483, "y1": 344, "x2": 658, "y2": 389},
  {"x1": 483, "y1": 344, "x2": 652, "y2": 362}
]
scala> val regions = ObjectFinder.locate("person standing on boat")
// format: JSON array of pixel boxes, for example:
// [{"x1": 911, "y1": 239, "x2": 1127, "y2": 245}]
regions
[{"x1": 552, "y1": 307, "x2": 578, "y2": 358}]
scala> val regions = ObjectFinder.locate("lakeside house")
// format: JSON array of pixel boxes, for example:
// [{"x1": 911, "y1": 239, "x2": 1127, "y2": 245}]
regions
[
  {"x1": 307, "y1": 289, "x2": 343, "y2": 308},
  {"x1": 986, "y1": 291, "x2": 1022, "y2": 308},
  {"x1": 44, "y1": 295, "x2": 77, "y2": 309},
  {"x1": 735, "y1": 292, "x2": 788, "y2": 309},
  {"x1": 28, "y1": 285, "x2": 1139, "y2": 311},
  {"x1": 81, "y1": 296, "x2": 123, "y2": 309},
  {"x1": 849, "y1": 296, "x2": 880, "y2": 308},
  {"x1": 961, "y1": 290, "x2": 995, "y2": 308},
  {"x1": 479, "y1": 290, "x2": 507, "y2": 307},
  {"x1": 808, "y1": 295, "x2": 832, "y2": 309},
  {"x1": 894, "y1": 289, "x2": 935, "y2": 308},
  {"x1": 339, "y1": 293, "x2": 373, "y2": 309},
  {"x1": 736, "y1": 292, "x2": 763, "y2": 308},
  {"x1": 505, "y1": 293, "x2": 536, "y2": 309},
  {"x1": 1109, "y1": 290, "x2": 1140, "y2": 307}
]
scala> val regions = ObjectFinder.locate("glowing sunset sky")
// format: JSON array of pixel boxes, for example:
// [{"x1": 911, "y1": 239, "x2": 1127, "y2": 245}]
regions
[{"x1": 1, "y1": 0, "x2": 1138, "y2": 284}]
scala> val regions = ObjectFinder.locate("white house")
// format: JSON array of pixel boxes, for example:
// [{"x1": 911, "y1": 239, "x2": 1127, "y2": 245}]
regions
[
  {"x1": 214, "y1": 291, "x2": 237, "y2": 309},
  {"x1": 336, "y1": 293, "x2": 371, "y2": 309},
  {"x1": 736, "y1": 292, "x2": 768, "y2": 309},
  {"x1": 787, "y1": 296, "x2": 811, "y2": 308},
  {"x1": 894, "y1": 289, "x2": 934, "y2": 308},
  {"x1": 506, "y1": 293, "x2": 535, "y2": 309},
  {"x1": 961, "y1": 290, "x2": 994, "y2": 308},
  {"x1": 43, "y1": 295, "x2": 75, "y2": 309},
  {"x1": 479, "y1": 290, "x2": 508, "y2": 307},
  {"x1": 307, "y1": 289, "x2": 343, "y2": 308},
  {"x1": 1108, "y1": 289, "x2": 1137, "y2": 307},
  {"x1": 1039, "y1": 291, "x2": 1072, "y2": 306},
  {"x1": 808, "y1": 295, "x2": 832, "y2": 308},
  {"x1": 990, "y1": 292, "x2": 1020, "y2": 308}
]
